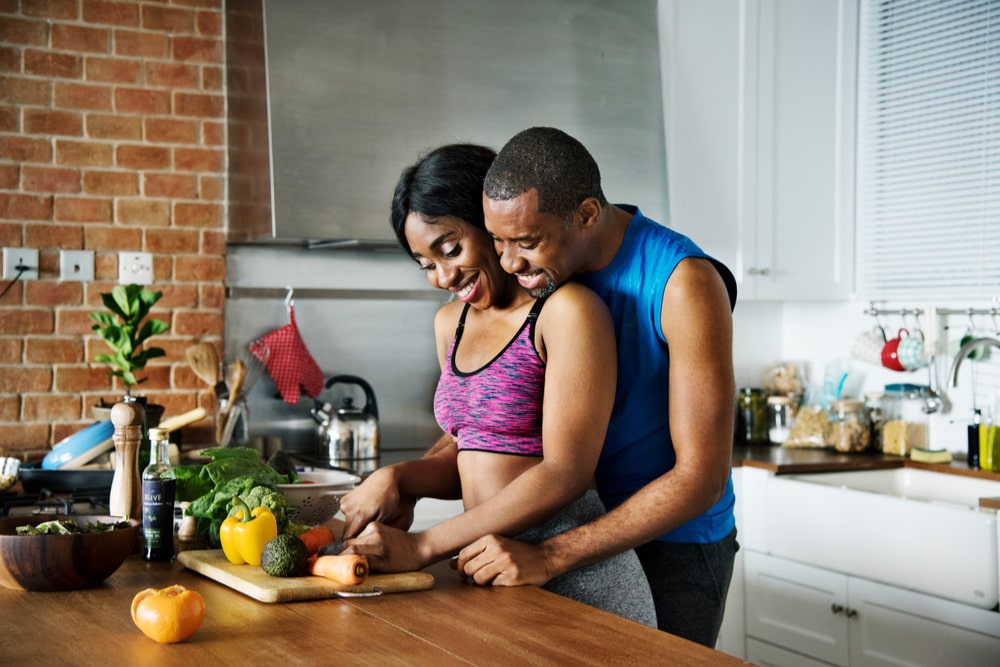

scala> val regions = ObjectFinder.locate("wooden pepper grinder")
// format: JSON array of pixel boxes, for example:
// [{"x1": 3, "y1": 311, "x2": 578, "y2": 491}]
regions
[{"x1": 110, "y1": 399, "x2": 145, "y2": 519}]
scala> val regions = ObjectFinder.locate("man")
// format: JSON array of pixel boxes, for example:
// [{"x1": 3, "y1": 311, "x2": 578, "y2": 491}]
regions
[{"x1": 454, "y1": 127, "x2": 739, "y2": 646}]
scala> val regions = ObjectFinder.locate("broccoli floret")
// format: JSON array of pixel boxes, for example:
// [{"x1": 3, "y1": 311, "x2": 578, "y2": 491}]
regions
[
  {"x1": 283, "y1": 519, "x2": 311, "y2": 537},
  {"x1": 243, "y1": 485, "x2": 289, "y2": 533}
]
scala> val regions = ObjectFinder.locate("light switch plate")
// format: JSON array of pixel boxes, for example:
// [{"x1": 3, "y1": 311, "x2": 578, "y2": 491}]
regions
[
  {"x1": 118, "y1": 251, "x2": 153, "y2": 285},
  {"x1": 59, "y1": 250, "x2": 94, "y2": 282},
  {"x1": 2, "y1": 247, "x2": 39, "y2": 280}
]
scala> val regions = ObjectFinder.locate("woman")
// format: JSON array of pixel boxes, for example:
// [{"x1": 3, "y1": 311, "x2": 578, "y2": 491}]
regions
[{"x1": 340, "y1": 144, "x2": 655, "y2": 625}]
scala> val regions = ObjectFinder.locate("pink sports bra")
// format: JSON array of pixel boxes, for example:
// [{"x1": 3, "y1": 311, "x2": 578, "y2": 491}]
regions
[{"x1": 433, "y1": 298, "x2": 546, "y2": 456}]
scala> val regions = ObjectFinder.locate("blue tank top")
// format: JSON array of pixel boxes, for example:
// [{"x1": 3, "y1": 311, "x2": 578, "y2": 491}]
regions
[{"x1": 577, "y1": 207, "x2": 738, "y2": 543}]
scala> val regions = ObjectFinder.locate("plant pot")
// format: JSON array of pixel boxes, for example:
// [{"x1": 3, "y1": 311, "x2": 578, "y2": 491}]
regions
[
  {"x1": 92, "y1": 398, "x2": 164, "y2": 427},
  {"x1": 92, "y1": 397, "x2": 164, "y2": 469}
]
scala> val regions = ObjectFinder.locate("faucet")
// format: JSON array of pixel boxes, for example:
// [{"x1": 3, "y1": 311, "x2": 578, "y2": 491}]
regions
[{"x1": 948, "y1": 336, "x2": 1000, "y2": 387}]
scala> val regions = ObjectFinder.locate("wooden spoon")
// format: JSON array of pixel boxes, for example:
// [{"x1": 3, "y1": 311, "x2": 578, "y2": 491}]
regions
[
  {"x1": 185, "y1": 343, "x2": 225, "y2": 396},
  {"x1": 216, "y1": 359, "x2": 246, "y2": 444}
]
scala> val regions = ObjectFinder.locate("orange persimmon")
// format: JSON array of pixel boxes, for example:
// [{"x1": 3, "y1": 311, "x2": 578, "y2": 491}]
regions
[{"x1": 131, "y1": 584, "x2": 205, "y2": 644}]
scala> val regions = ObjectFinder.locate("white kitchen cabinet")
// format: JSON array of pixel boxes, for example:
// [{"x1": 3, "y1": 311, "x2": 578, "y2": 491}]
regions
[
  {"x1": 659, "y1": 0, "x2": 856, "y2": 300},
  {"x1": 745, "y1": 550, "x2": 1000, "y2": 667}
]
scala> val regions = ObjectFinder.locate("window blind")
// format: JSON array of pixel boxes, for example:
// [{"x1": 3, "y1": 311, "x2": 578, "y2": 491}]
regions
[{"x1": 856, "y1": 0, "x2": 1000, "y2": 300}]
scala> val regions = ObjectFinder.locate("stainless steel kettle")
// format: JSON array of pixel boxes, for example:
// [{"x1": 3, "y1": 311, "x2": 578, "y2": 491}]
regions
[{"x1": 310, "y1": 375, "x2": 379, "y2": 472}]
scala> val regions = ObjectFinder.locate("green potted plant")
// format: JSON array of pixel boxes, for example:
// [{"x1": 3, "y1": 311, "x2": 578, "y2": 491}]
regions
[
  {"x1": 89, "y1": 284, "x2": 170, "y2": 439},
  {"x1": 90, "y1": 283, "x2": 170, "y2": 394}
]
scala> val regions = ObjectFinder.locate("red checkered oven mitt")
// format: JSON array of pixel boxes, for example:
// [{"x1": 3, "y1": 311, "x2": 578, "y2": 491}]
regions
[{"x1": 251, "y1": 307, "x2": 324, "y2": 405}]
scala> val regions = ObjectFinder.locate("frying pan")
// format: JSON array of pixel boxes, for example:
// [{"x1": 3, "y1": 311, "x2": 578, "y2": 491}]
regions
[{"x1": 18, "y1": 464, "x2": 113, "y2": 494}]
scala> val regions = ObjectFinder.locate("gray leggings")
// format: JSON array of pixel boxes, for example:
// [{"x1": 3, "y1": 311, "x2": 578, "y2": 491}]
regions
[{"x1": 517, "y1": 490, "x2": 656, "y2": 627}]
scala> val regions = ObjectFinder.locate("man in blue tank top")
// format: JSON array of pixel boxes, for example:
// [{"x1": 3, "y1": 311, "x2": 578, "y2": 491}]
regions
[{"x1": 456, "y1": 127, "x2": 739, "y2": 646}]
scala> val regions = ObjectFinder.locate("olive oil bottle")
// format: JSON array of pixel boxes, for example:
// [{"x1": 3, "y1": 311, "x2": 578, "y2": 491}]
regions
[{"x1": 141, "y1": 427, "x2": 176, "y2": 561}]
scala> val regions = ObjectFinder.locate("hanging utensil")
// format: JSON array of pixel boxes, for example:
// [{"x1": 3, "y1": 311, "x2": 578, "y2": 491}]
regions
[
  {"x1": 216, "y1": 359, "x2": 246, "y2": 444},
  {"x1": 243, "y1": 340, "x2": 269, "y2": 395}
]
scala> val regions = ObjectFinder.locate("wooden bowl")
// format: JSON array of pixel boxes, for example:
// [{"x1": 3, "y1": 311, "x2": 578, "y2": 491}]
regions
[{"x1": 0, "y1": 515, "x2": 139, "y2": 592}]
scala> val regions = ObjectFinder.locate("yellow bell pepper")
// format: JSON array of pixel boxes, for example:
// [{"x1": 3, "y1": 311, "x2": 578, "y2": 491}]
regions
[{"x1": 220, "y1": 497, "x2": 278, "y2": 566}]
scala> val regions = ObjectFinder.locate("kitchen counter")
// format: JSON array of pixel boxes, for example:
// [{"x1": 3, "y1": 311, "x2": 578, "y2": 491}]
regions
[
  {"x1": 733, "y1": 445, "x2": 1000, "y2": 510},
  {"x1": 0, "y1": 556, "x2": 749, "y2": 666}
]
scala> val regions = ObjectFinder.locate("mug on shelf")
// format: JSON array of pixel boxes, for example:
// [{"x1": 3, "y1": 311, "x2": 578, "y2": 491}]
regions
[
  {"x1": 897, "y1": 330, "x2": 926, "y2": 370},
  {"x1": 851, "y1": 326, "x2": 886, "y2": 365},
  {"x1": 881, "y1": 328, "x2": 909, "y2": 372}
]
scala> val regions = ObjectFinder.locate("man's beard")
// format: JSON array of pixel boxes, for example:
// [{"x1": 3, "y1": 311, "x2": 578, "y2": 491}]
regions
[{"x1": 527, "y1": 274, "x2": 558, "y2": 299}]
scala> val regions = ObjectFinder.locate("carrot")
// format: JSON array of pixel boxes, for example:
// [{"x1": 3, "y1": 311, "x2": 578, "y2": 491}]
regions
[
  {"x1": 297, "y1": 525, "x2": 336, "y2": 556},
  {"x1": 309, "y1": 554, "x2": 369, "y2": 586}
]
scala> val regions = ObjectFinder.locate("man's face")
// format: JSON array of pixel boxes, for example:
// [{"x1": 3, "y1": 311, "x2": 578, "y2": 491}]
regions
[{"x1": 483, "y1": 189, "x2": 578, "y2": 298}]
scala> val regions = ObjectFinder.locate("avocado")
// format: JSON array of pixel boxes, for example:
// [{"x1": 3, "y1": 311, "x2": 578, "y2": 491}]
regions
[{"x1": 260, "y1": 533, "x2": 309, "y2": 577}]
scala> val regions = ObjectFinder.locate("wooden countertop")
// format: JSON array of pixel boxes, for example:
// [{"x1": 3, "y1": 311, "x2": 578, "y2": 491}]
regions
[
  {"x1": 0, "y1": 556, "x2": 750, "y2": 666},
  {"x1": 732, "y1": 445, "x2": 1000, "y2": 510}
]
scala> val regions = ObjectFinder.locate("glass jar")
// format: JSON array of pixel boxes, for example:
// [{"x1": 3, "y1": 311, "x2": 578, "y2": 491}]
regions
[
  {"x1": 767, "y1": 395, "x2": 793, "y2": 445},
  {"x1": 735, "y1": 387, "x2": 769, "y2": 446},
  {"x1": 829, "y1": 399, "x2": 868, "y2": 453},
  {"x1": 880, "y1": 383, "x2": 930, "y2": 456},
  {"x1": 863, "y1": 391, "x2": 884, "y2": 453}
]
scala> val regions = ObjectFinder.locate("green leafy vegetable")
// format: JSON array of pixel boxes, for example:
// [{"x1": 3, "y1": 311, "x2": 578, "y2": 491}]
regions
[
  {"x1": 174, "y1": 447, "x2": 295, "y2": 547},
  {"x1": 15, "y1": 519, "x2": 130, "y2": 535}
]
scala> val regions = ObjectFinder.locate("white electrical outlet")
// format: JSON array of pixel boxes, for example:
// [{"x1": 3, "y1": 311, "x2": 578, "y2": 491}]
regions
[
  {"x1": 118, "y1": 251, "x2": 153, "y2": 285},
  {"x1": 59, "y1": 250, "x2": 95, "y2": 282},
  {"x1": 2, "y1": 247, "x2": 39, "y2": 280}
]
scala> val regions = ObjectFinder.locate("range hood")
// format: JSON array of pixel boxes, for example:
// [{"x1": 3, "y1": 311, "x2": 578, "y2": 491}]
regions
[{"x1": 225, "y1": 0, "x2": 667, "y2": 247}]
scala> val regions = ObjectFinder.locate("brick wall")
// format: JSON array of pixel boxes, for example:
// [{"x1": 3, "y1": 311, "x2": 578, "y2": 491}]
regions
[{"x1": 0, "y1": 0, "x2": 226, "y2": 460}]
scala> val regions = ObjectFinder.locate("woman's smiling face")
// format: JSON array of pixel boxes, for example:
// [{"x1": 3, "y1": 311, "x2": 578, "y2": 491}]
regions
[{"x1": 405, "y1": 211, "x2": 514, "y2": 310}]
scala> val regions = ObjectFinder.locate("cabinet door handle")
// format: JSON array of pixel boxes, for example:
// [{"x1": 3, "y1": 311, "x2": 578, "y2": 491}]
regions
[
  {"x1": 831, "y1": 604, "x2": 844, "y2": 614},
  {"x1": 846, "y1": 608, "x2": 858, "y2": 619},
  {"x1": 747, "y1": 268, "x2": 771, "y2": 277}
]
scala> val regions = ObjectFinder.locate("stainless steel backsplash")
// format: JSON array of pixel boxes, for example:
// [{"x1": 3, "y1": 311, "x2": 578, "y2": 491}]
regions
[{"x1": 225, "y1": 245, "x2": 449, "y2": 452}]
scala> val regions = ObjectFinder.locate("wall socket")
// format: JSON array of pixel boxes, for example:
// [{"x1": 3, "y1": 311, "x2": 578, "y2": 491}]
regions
[
  {"x1": 118, "y1": 251, "x2": 153, "y2": 285},
  {"x1": 2, "y1": 247, "x2": 39, "y2": 280},
  {"x1": 60, "y1": 250, "x2": 95, "y2": 282}
]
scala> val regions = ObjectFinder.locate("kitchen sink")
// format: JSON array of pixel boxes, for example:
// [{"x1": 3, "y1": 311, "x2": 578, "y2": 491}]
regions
[
  {"x1": 784, "y1": 467, "x2": 1000, "y2": 508},
  {"x1": 764, "y1": 468, "x2": 999, "y2": 609}
]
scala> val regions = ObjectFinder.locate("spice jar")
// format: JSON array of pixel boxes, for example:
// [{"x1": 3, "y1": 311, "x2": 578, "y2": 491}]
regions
[
  {"x1": 829, "y1": 399, "x2": 868, "y2": 453},
  {"x1": 767, "y1": 395, "x2": 793, "y2": 445},
  {"x1": 880, "y1": 383, "x2": 930, "y2": 456},
  {"x1": 735, "y1": 387, "x2": 769, "y2": 446}
]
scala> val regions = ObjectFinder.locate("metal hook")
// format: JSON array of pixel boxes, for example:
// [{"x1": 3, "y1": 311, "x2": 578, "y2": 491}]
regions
[{"x1": 284, "y1": 286, "x2": 294, "y2": 321}]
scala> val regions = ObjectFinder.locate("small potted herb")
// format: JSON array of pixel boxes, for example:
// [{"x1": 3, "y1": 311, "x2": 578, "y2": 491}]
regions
[
  {"x1": 89, "y1": 284, "x2": 169, "y2": 432},
  {"x1": 90, "y1": 283, "x2": 170, "y2": 393}
]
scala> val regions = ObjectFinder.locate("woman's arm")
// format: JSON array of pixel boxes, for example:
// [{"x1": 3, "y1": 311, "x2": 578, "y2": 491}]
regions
[
  {"x1": 340, "y1": 434, "x2": 462, "y2": 538},
  {"x1": 348, "y1": 284, "x2": 617, "y2": 570},
  {"x1": 340, "y1": 303, "x2": 466, "y2": 538}
]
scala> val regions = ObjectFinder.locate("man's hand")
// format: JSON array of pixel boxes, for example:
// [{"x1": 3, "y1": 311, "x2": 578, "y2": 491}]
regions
[
  {"x1": 340, "y1": 467, "x2": 416, "y2": 539},
  {"x1": 456, "y1": 534, "x2": 555, "y2": 587},
  {"x1": 340, "y1": 522, "x2": 424, "y2": 572}
]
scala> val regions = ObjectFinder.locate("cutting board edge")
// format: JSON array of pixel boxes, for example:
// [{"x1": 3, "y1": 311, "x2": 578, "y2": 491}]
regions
[{"x1": 177, "y1": 549, "x2": 434, "y2": 603}]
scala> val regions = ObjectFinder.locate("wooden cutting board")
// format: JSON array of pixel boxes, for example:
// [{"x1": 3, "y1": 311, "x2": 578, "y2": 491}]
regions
[{"x1": 177, "y1": 549, "x2": 435, "y2": 603}]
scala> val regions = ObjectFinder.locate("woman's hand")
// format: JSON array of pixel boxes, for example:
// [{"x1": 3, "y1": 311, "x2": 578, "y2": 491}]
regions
[
  {"x1": 340, "y1": 522, "x2": 426, "y2": 572},
  {"x1": 340, "y1": 467, "x2": 416, "y2": 539}
]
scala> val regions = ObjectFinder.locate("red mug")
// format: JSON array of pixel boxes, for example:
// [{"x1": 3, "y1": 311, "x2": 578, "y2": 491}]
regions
[{"x1": 881, "y1": 328, "x2": 908, "y2": 371}]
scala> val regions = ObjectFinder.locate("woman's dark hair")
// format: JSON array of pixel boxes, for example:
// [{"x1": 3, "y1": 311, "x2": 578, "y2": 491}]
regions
[{"x1": 390, "y1": 143, "x2": 497, "y2": 256}]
